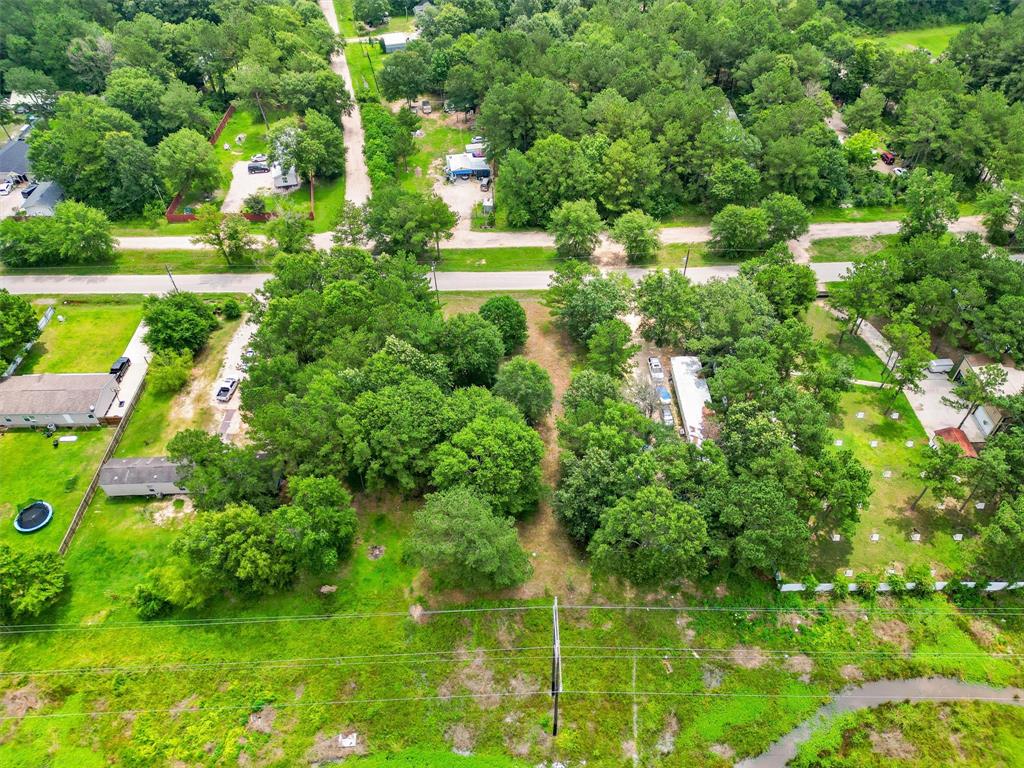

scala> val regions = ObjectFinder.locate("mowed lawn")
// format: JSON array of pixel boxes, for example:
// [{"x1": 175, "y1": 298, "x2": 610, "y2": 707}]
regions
[
  {"x1": 20, "y1": 300, "x2": 143, "y2": 374},
  {"x1": 806, "y1": 303, "x2": 887, "y2": 383},
  {"x1": 400, "y1": 117, "x2": 476, "y2": 196},
  {"x1": 868, "y1": 24, "x2": 966, "y2": 55},
  {"x1": 0, "y1": 428, "x2": 111, "y2": 551},
  {"x1": 438, "y1": 247, "x2": 559, "y2": 271},
  {"x1": 809, "y1": 235, "x2": 898, "y2": 263}
]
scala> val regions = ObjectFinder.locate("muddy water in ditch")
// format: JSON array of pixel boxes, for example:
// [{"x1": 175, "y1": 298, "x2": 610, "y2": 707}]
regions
[{"x1": 736, "y1": 677, "x2": 1024, "y2": 767}]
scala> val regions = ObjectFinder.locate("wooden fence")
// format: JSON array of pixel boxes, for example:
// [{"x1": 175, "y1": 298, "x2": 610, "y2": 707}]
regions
[{"x1": 58, "y1": 379, "x2": 146, "y2": 556}]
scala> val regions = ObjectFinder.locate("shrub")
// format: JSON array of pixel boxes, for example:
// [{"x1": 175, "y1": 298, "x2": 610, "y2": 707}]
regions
[
  {"x1": 478, "y1": 295, "x2": 527, "y2": 351},
  {"x1": 142, "y1": 292, "x2": 219, "y2": 353},
  {"x1": 148, "y1": 348, "x2": 194, "y2": 394},
  {"x1": 0, "y1": 544, "x2": 67, "y2": 621},
  {"x1": 886, "y1": 571, "x2": 907, "y2": 595},
  {"x1": 906, "y1": 563, "x2": 935, "y2": 596},
  {"x1": 243, "y1": 193, "x2": 267, "y2": 215},
  {"x1": 221, "y1": 297, "x2": 242, "y2": 320},
  {"x1": 854, "y1": 571, "x2": 880, "y2": 599}
]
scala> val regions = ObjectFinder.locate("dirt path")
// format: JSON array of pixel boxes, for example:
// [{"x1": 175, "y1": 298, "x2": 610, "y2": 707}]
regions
[
  {"x1": 512, "y1": 299, "x2": 591, "y2": 599},
  {"x1": 737, "y1": 677, "x2": 1024, "y2": 767},
  {"x1": 318, "y1": 0, "x2": 371, "y2": 205}
]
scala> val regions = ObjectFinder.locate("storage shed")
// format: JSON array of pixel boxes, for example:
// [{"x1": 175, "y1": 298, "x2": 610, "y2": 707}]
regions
[
  {"x1": 444, "y1": 152, "x2": 490, "y2": 180},
  {"x1": 0, "y1": 373, "x2": 119, "y2": 427},
  {"x1": 379, "y1": 32, "x2": 415, "y2": 53},
  {"x1": 99, "y1": 457, "x2": 187, "y2": 497},
  {"x1": 669, "y1": 356, "x2": 712, "y2": 445}
]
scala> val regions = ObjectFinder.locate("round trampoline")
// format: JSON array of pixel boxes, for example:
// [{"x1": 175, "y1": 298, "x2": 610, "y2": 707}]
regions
[{"x1": 14, "y1": 501, "x2": 53, "y2": 533}]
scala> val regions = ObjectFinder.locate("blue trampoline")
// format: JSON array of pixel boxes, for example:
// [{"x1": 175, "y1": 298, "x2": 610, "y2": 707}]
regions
[{"x1": 15, "y1": 501, "x2": 53, "y2": 533}]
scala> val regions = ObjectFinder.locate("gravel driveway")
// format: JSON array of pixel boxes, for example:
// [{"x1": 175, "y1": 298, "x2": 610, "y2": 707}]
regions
[{"x1": 221, "y1": 162, "x2": 274, "y2": 213}]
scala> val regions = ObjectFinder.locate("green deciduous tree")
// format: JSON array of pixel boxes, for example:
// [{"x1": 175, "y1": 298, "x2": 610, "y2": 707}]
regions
[
  {"x1": 364, "y1": 188, "x2": 456, "y2": 260},
  {"x1": 589, "y1": 485, "x2": 709, "y2": 585},
  {"x1": 168, "y1": 429, "x2": 280, "y2": 513},
  {"x1": 558, "y1": 273, "x2": 633, "y2": 344},
  {"x1": 635, "y1": 269, "x2": 697, "y2": 348},
  {"x1": 761, "y1": 192, "x2": 811, "y2": 243},
  {"x1": 611, "y1": 209, "x2": 661, "y2": 264},
  {"x1": 586, "y1": 318, "x2": 639, "y2": 379},
  {"x1": 493, "y1": 357, "x2": 554, "y2": 425},
  {"x1": 409, "y1": 486, "x2": 532, "y2": 590},
  {"x1": 478, "y1": 295, "x2": 527, "y2": 352},
  {"x1": 709, "y1": 204, "x2": 769, "y2": 258},
  {"x1": 441, "y1": 313, "x2": 504, "y2": 387},
  {"x1": 267, "y1": 211, "x2": 313, "y2": 254},
  {"x1": 431, "y1": 416, "x2": 544, "y2": 517},
  {"x1": 900, "y1": 168, "x2": 960, "y2": 240},
  {"x1": 0, "y1": 290, "x2": 40, "y2": 368},
  {"x1": 191, "y1": 205, "x2": 258, "y2": 265},
  {"x1": 548, "y1": 199, "x2": 603, "y2": 261},
  {"x1": 155, "y1": 128, "x2": 221, "y2": 196},
  {"x1": 909, "y1": 439, "x2": 968, "y2": 510},
  {"x1": 0, "y1": 201, "x2": 115, "y2": 267},
  {"x1": 142, "y1": 292, "x2": 219, "y2": 354}
]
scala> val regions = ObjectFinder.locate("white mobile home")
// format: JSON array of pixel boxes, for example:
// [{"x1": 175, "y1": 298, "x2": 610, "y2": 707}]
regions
[{"x1": 669, "y1": 356, "x2": 712, "y2": 445}]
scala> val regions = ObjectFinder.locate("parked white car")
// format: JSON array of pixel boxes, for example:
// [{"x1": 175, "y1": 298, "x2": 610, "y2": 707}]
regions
[
  {"x1": 215, "y1": 377, "x2": 239, "y2": 402},
  {"x1": 648, "y1": 356, "x2": 664, "y2": 381}
]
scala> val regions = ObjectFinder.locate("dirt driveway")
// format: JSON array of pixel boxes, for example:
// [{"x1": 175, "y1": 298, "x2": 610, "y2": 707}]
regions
[
  {"x1": 221, "y1": 162, "x2": 274, "y2": 213},
  {"x1": 434, "y1": 175, "x2": 487, "y2": 231},
  {"x1": 0, "y1": 184, "x2": 27, "y2": 219},
  {"x1": 212, "y1": 317, "x2": 258, "y2": 442}
]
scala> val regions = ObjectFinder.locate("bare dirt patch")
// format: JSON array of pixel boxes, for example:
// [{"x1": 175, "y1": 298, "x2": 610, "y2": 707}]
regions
[
  {"x1": 676, "y1": 614, "x2": 696, "y2": 643},
  {"x1": 170, "y1": 694, "x2": 199, "y2": 718},
  {"x1": 495, "y1": 614, "x2": 522, "y2": 649},
  {"x1": 656, "y1": 712, "x2": 679, "y2": 755},
  {"x1": 840, "y1": 664, "x2": 864, "y2": 682},
  {"x1": 247, "y1": 705, "x2": 277, "y2": 734},
  {"x1": 869, "y1": 729, "x2": 917, "y2": 759},
  {"x1": 621, "y1": 739, "x2": 638, "y2": 761},
  {"x1": 152, "y1": 496, "x2": 193, "y2": 526},
  {"x1": 438, "y1": 648, "x2": 500, "y2": 709},
  {"x1": 969, "y1": 618, "x2": 999, "y2": 647},
  {"x1": 778, "y1": 612, "x2": 807, "y2": 631},
  {"x1": 872, "y1": 619, "x2": 912, "y2": 651},
  {"x1": 2, "y1": 685, "x2": 42, "y2": 718},
  {"x1": 784, "y1": 654, "x2": 814, "y2": 676},
  {"x1": 710, "y1": 743, "x2": 736, "y2": 760},
  {"x1": 730, "y1": 646, "x2": 768, "y2": 669},
  {"x1": 306, "y1": 731, "x2": 366, "y2": 765},
  {"x1": 702, "y1": 665, "x2": 724, "y2": 689},
  {"x1": 446, "y1": 722, "x2": 474, "y2": 755},
  {"x1": 508, "y1": 672, "x2": 540, "y2": 696},
  {"x1": 367, "y1": 544, "x2": 385, "y2": 560}
]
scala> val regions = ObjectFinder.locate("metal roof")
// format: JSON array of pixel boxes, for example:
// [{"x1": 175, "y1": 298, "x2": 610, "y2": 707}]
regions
[
  {"x1": 0, "y1": 373, "x2": 116, "y2": 415},
  {"x1": 0, "y1": 139, "x2": 30, "y2": 175},
  {"x1": 22, "y1": 180, "x2": 63, "y2": 215},
  {"x1": 99, "y1": 457, "x2": 182, "y2": 486}
]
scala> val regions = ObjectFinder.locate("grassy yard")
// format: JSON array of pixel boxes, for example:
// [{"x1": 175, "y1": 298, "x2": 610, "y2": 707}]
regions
[
  {"x1": 867, "y1": 24, "x2": 967, "y2": 55},
  {"x1": 0, "y1": 428, "x2": 111, "y2": 551},
  {"x1": 807, "y1": 304, "x2": 887, "y2": 384},
  {"x1": 0, "y1": 250, "x2": 273, "y2": 276},
  {"x1": 810, "y1": 201, "x2": 976, "y2": 224},
  {"x1": 657, "y1": 242, "x2": 738, "y2": 268},
  {"x1": 20, "y1": 299, "x2": 143, "y2": 375},
  {"x1": 347, "y1": 41, "x2": 387, "y2": 98},
  {"x1": 114, "y1": 316, "x2": 243, "y2": 458},
  {"x1": 659, "y1": 205, "x2": 712, "y2": 227},
  {"x1": 438, "y1": 247, "x2": 559, "y2": 271},
  {"x1": 795, "y1": 701, "x2": 1024, "y2": 766},
  {"x1": 809, "y1": 235, "x2": 898, "y2": 263},
  {"x1": 335, "y1": 0, "x2": 358, "y2": 36},
  {"x1": 400, "y1": 118, "x2": 475, "y2": 195}
]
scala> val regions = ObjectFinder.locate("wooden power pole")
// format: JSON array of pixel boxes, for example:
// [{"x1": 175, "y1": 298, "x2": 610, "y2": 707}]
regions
[{"x1": 551, "y1": 596, "x2": 562, "y2": 736}]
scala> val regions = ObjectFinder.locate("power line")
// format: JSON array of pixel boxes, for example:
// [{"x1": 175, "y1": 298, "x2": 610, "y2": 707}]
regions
[{"x1": 0, "y1": 689, "x2": 548, "y2": 723}]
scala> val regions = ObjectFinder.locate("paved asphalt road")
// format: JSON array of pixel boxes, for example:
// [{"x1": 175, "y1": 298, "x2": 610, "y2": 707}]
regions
[
  {"x1": 113, "y1": 216, "x2": 986, "y2": 252},
  {"x1": 0, "y1": 262, "x2": 855, "y2": 295}
]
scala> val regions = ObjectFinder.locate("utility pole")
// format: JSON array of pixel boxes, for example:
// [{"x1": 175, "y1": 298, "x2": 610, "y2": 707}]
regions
[
  {"x1": 550, "y1": 596, "x2": 562, "y2": 736},
  {"x1": 683, "y1": 247, "x2": 690, "y2": 277},
  {"x1": 165, "y1": 265, "x2": 179, "y2": 293}
]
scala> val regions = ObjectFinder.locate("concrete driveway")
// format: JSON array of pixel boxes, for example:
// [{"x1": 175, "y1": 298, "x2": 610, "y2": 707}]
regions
[
  {"x1": 0, "y1": 183, "x2": 27, "y2": 219},
  {"x1": 106, "y1": 321, "x2": 150, "y2": 420},
  {"x1": 221, "y1": 161, "x2": 274, "y2": 213}
]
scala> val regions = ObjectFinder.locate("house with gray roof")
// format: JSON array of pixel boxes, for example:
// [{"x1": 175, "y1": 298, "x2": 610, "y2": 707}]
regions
[
  {"x1": 99, "y1": 457, "x2": 187, "y2": 497},
  {"x1": 21, "y1": 180, "x2": 64, "y2": 216},
  {"x1": 0, "y1": 138, "x2": 30, "y2": 177},
  {"x1": 0, "y1": 373, "x2": 119, "y2": 427}
]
